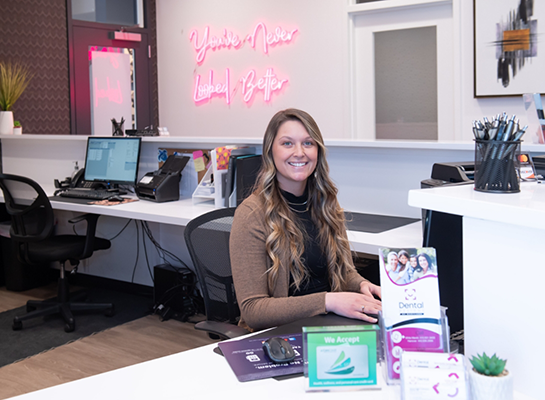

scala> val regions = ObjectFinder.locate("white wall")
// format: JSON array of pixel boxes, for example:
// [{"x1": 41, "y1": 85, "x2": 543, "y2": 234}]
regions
[
  {"x1": 156, "y1": 0, "x2": 350, "y2": 139},
  {"x1": 156, "y1": 0, "x2": 540, "y2": 142}
]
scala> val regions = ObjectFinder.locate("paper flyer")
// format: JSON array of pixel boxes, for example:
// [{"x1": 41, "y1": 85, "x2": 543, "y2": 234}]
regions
[
  {"x1": 400, "y1": 352, "x2": 468, "y2": 400},
  {"x1": 379, "y1": 247, "x2": 444, "y2": 380}
]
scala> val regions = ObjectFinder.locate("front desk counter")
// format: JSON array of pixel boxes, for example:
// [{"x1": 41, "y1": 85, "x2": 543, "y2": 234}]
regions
[
  {"x1": 9, "y1": 331, "x2": 533, "y2": 400},
  {"x1": 409, "y1": 181, "x2": 545, "y2": 400}
]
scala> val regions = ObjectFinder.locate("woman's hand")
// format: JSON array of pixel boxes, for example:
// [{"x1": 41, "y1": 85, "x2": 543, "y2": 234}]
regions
[
  {"x1": 325, "y1": 291, "x2": 382, "y2": 323},
  {"x1": 359, "y1": 280, "x2": 381, "y2": 299}
]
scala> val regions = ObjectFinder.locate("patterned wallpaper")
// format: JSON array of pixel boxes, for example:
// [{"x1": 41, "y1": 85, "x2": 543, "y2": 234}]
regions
[
  {"x1": 0, "y1": 0, "x2": 159, "y2": 135},
  {"x1": 149, "y1": 0, "x2": 159, "y2": 129},
  {"x1": 0, "y1": 0, "x2": 70, "y2": 135}
]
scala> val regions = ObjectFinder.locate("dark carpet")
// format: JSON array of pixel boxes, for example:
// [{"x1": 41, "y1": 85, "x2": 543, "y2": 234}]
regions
[{"x1": 0, "y1": 289, "x2": 153, "y2": 368}]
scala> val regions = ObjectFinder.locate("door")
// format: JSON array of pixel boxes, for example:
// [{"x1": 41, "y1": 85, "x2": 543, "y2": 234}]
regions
[{"x1": 72, "y1": 25, "x2": 152, "y2": 135}]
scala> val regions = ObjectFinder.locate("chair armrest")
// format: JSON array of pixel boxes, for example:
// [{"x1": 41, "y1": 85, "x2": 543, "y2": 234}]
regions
[
  {"x1": 195, "y1": 321, "x2": 249, "y2": 340},
  {"x1": 68, "y1": 213, "x2": 102, "y2": 259}
]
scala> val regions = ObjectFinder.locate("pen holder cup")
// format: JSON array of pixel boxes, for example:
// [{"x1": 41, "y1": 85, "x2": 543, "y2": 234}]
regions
[
  {"x1": 112, "y1": 120, "x2": 125, "y2": 136},
  {"x1": 474, "y1": 139, "x2": 521, "y2": 193}
]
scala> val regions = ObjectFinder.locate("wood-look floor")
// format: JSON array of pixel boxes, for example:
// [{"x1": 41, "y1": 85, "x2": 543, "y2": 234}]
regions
[{"x1": 0, "y1": 284, "x2": 218, "y2": 399}]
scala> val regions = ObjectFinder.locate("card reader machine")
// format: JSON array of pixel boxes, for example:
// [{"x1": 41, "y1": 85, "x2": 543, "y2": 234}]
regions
[
  {"x1": 136, "y1": 155, "x2": 190, "y2": 202},
  {"x1": 421, "y1": 161, "x2": 475, "y2": 188}
]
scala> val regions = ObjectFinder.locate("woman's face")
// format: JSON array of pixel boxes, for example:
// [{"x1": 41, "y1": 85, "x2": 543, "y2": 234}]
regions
[
  {"x1": 272, "y1": 120, "x2": 318, "y2": 196},
  {"x1": 410, "y1": 257, "x2": 417, "y2": 267},
  {"x1": 418, "y1": 255, "x2": 429, "y2": 272},
  {"x1": 398, "y1": 254, "x2": 408, "y2": 265}
]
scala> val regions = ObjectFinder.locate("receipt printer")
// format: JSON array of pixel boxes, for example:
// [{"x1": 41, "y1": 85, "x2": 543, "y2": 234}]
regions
[
  {"x1": 421, "y1": 161, "x2": 475, "y2": 188},
  {"x1": 136, "y1": 155, "x2": 190, "y2": 202}
]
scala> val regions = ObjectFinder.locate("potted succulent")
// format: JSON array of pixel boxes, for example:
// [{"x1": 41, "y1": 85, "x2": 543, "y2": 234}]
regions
[
  {"x1": 469, "y1": 352, "x2": 513, "y2": 400},
  {"x1": 0, "y1": 61, "x2": 32, "y2": 135},
  {"x1": 13, "y1": 120, "x2": 22, "y2": 135}
]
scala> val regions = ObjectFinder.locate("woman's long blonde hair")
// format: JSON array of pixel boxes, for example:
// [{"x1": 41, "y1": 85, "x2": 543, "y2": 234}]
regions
[{"x1": 255, "y1": 109, "x2": 354, "y2": 292}]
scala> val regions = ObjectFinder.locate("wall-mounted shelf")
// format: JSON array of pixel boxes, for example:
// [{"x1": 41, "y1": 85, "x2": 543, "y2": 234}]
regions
[{"x1": 347, "y1": 0, "x2": 452, "y2": 15}]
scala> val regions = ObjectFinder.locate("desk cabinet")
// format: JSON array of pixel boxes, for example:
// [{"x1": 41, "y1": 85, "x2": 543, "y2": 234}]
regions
[{"x1": 409, "y1": 182, "x2": 545, "y2": 400}]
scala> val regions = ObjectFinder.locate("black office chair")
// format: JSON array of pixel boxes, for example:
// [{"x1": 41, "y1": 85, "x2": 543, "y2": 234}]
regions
[
  {"x1": 184, "y1": 207, "x2": 248, "y2": 340},
  {"x1": 0, "y1": 173, "x2": 114, "y2": 332}
]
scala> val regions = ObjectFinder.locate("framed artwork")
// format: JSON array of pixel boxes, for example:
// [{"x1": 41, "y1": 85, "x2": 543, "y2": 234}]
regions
[{"x1": 474, "y1": 0, "x2": 545, "y2": 97}]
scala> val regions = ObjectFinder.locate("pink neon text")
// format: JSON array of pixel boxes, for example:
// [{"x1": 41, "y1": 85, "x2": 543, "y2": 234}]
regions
[
  {"x1": 189, "y1": 27, "x2": 242, "y2": 64},
  {"x1": 240, "y1": 68, "x2": 288, "y2": 103},
  {"x1": 246, "y1": 22, "x2": 298, "y2": 54},
  {"x1": 193, "y1": 69, "x2": 231, "y2": 104}
]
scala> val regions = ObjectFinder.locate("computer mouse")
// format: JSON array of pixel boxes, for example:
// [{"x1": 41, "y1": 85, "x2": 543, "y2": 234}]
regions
[
  {"x1": 262, "y1": 337, "x2": 296, "y2": 363},
  {"x1": 108, "y1": 195, "x2": 124, "y2": 202}
]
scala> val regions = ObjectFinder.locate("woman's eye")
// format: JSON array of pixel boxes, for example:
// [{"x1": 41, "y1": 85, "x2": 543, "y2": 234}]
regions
[
  {"x1": 304, "y1": 141, "x2": 315, "y2": 146},
  {"x1": 282, "y1": 141, "x2": 292, "y2": 146}
]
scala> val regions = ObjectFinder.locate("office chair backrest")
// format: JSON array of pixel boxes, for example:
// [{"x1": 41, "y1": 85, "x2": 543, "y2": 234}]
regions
[
  {"x1": 0, "y1": 174, "x2": 55, "y2": 266},
  {"x1": 0, "y1": 174, "x2": 55, "y2": 243},
  {"x1": 184, "y1": 208, "x2": 239, "y2": 324}
]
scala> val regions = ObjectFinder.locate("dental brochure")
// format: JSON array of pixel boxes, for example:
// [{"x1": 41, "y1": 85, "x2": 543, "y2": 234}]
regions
[
  {"x1": 303, "y1": 325, "x2": 380, "y2": 392},
  {"x1": 378, "y1": 247, "x2": 445, "y2": 382},
  {"x1": 400, "y1": 352, "x2": 469, "y2": 400}
]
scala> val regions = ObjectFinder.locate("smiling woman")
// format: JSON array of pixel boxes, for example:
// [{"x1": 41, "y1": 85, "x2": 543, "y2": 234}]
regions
[
  {"x1": 230, "y1": 108, "x2": 382, "y2": 332},
  {"x1": 272, "y1": 119, "x2": 318, "y2": 196}
]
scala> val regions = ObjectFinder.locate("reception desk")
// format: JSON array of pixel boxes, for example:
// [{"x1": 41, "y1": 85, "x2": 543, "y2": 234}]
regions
[{"x1": 408, "y1": 181, "x2": 544, "y2": 400}]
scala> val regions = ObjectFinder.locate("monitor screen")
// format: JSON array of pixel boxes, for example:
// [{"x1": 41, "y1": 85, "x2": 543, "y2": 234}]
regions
[{"x1": 84, "y1": 137, "x2": 142, "y2": 186}]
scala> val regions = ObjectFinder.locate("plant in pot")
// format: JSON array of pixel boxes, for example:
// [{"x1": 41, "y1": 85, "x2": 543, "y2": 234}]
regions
[
  {"x1": 0, "y1": 61, "x2": 32, "y2": 135},
  {"x1": 469, "y1": 352, "x2": 513, "y2": 400},
  {"x1": 13, "y1": 120, "x2": 22, "y2": 135}
]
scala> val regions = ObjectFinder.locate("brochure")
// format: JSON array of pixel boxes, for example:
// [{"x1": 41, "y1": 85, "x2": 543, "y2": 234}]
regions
[{"x1": 378, "y1": 247, "x2": 444, "y2": 380}]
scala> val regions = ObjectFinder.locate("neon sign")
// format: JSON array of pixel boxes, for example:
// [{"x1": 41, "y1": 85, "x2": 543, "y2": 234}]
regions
[
  {"x1": 240, "y1": 68, "x2": 288, "y2": 103},
  {"x1": 193, "y1": 68, "x2": 288, "y2": 105},
  {"x1": 189, "y1": 22, "x2": 298, "y2": 105},
  {"x1": 193, "y1": 69, "x2": 231, "y2": 104},
  {"x1": 189, "y1": 23, "x2": 298, "y2": 64},
  {"x1": 246, "y1": 23, "x2": 298, "y2": 55}
]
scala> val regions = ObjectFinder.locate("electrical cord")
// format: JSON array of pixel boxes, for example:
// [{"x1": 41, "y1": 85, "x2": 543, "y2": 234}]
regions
[
  {"x1": 140, "y1": 221, "x2": 191, "y2": 270},
  {"x1": 130, "y1": 219, "x2": 140, "y2": 283}
]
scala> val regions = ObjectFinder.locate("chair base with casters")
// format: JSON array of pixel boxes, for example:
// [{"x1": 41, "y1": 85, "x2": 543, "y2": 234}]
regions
[
  {"x1": 0, "y1": 173, "x2": 115, "y2": 333},
  {"x1": 12, "y1": 260, "x2": 115, "y2": 333},
  {"x1": 194, "y1": 320, "x2": 249, "y2": 340}
]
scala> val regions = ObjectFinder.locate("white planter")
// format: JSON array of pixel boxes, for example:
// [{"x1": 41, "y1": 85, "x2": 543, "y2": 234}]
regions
[
  {"x1": 13, "y1": 126, "x2": 22, "y2": 135},
  {"x1": 469, "y1": 368, "x2": 513, "y2": 400},
  {"x1": 0, "y1": 111, "x2": 14, "y2": 135}
]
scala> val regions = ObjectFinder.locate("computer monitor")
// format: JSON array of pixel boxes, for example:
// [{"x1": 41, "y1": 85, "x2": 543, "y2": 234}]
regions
[{"x1": 83, "y1": 137, "x2": 142, "y2": 188}]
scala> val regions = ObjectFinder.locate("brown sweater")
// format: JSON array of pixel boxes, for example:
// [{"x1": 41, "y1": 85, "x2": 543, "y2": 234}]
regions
[{"x1": 230, "y1": 194, "x2": 365, "y2": 331}]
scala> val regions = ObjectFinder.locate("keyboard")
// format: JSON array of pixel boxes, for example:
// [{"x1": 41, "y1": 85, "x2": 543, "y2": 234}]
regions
[{"x1": 59, "y1": 189, "x2": 116, "y2": 200}]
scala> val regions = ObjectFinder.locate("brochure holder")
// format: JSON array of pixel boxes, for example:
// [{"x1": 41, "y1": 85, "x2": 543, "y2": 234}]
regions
[
  {"x1": 399, "y1": 351, "x2": 469, "y2": 399},
  {"x1": 379, "y1": 307, "x2": 450, "y2": 385},
  {"x1": 303, "y1": 325, "x2": 382, "y2": 392},
  {"x1": 192, "y1": 165, "x2": 214, "y2": 205}
]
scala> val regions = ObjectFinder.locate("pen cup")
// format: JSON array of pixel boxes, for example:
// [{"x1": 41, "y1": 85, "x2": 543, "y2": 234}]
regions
[
  {"x1": 474, "y1": 139, "x2": 521, "y2": 193},
  {"x1": 112, "y1": 119, "x2": 125, "y2": 136}
]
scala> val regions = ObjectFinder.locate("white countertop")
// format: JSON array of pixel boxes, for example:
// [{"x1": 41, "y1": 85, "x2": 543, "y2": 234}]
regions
[
  {"x1": 4, "y1": 134, "x2": 545, "y2": 152},
  {"x1": 408, "y1": 181, "x2": 545, "y2": 230}
]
